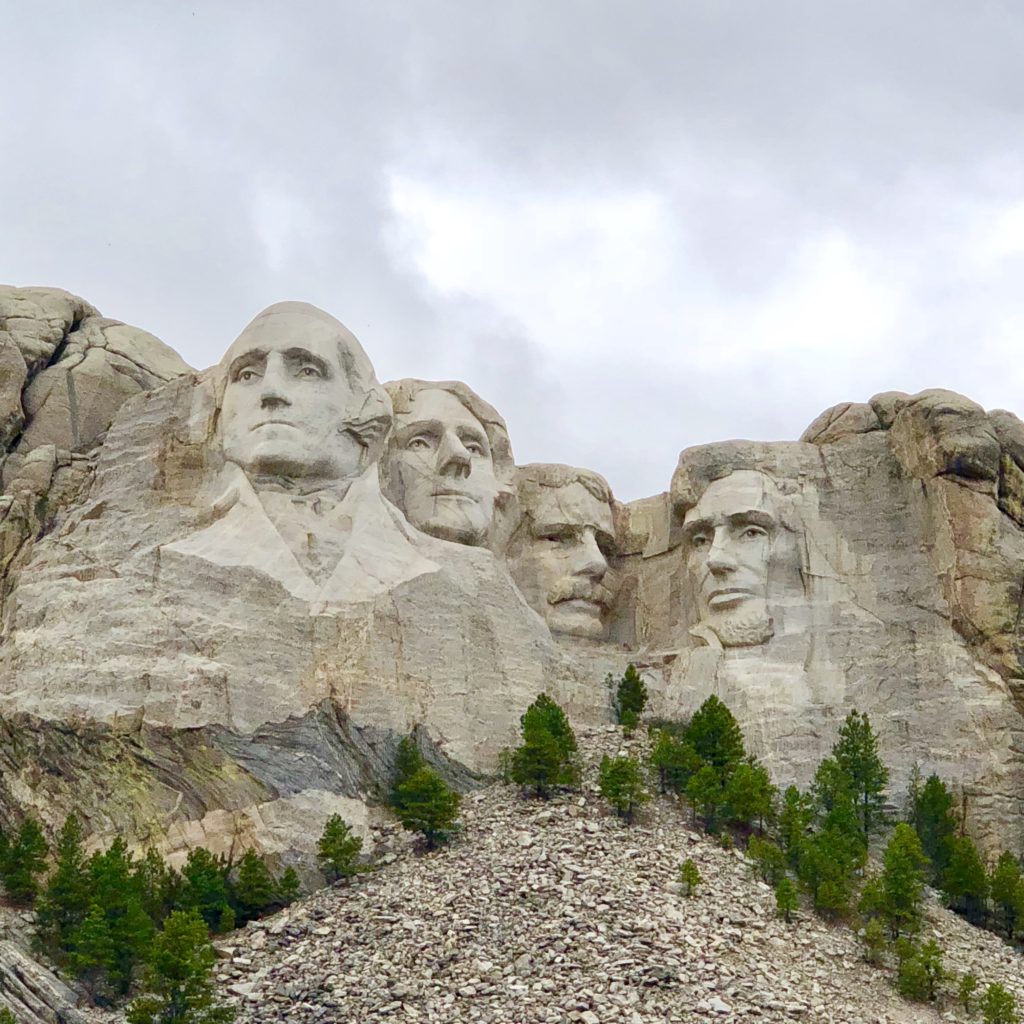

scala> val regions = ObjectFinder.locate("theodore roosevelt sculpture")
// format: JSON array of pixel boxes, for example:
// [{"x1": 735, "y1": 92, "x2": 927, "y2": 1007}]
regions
[
  {"x1": 381, "y1": 379, "x2": 514, "y2": 549},
  {"x1": 506, "y1": 464, "x2": 617, "y2": 639},
  {"x1": 166, "y1": 302, "x2": 437, "y2": 606}
]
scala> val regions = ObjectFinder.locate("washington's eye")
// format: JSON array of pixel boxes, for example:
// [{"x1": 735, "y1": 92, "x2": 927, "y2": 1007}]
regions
[
  {"x1": 540, "y1": 532, "x2": 570, "y2": 544},
  {"x1": 298, "y1": 364, "x2": 323, "y2": 378},
  {"x1": 465, "y1": 441, "x2": 485, "y2": 455},
  {"x1": 236, "y1": 368, "x2": 259, "y2": 383}
]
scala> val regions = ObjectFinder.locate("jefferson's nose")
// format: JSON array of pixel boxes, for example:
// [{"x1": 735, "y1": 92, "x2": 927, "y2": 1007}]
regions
[{"x1": 437, "y1": 432, "x2": 472, "y2": 480}]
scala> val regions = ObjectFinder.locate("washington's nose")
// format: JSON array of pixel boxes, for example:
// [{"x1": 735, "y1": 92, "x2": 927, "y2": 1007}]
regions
[
  {"x1": 259, "y1": 356, "x2": 291, "y2": 409},
  {"x1": 437, "y1": 432, "x2": 472, "y2": 480},
  {"x1": 572, "y1": 528, "x2": 608, "y2": 579}
]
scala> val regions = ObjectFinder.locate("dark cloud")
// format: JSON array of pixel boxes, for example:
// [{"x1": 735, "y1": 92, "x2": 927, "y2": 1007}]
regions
[{"x1": 3, "y1": 2, "x2": 1024, "y2": 499}]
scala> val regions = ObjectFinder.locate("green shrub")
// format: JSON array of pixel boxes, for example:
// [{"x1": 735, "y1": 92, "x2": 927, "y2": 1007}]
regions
[
  {"x1": 393, "y1": 767, "x2": 461, "y2": 849},
  {"x1": 981, "y1": 982, "x2": 1019, "y2": 1024},
  {"x1": 317, "y1": 815, "x2": 363, "y2": 882},
  {"x1": 775, "y1": 877, "x2": 798, "y2": 922},
  {"x1": 510, "y1": 694, "x2": 580, "y2": 798},
  {"x1": 678, "y1": 858, "x2": 701, "y2": 896},
  {"x1": 613, "y1": 664, "x2": 648, "y2": 729},
  {"x1": 747, "y1": 836, "x2": 786, "y2": 886},
  {"x1": 0, "y1": 817, "x2": 49, "y2": 906},
  {"x1": 598, "y1": 755, "x2": 649, "y2": 824},
  {"x1": 959, "y1": 972, "x2": 979, "y2": 1013}
]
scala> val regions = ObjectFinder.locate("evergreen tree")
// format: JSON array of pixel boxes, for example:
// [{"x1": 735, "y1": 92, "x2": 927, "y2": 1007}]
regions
[
  {"x1": 989, "y1": 851, "x2": 1023, "y2": 938},
  {"x1": 684, "y1": 696, "x2": 745, "y2": 774},
  {"x1": 981, "y1": 983, "x2": 1019, "y2": 1024},
  {"x1": 723, "y1": 760, "x2": 776, "y2": 834},
  {"x1": 942, "y1": 835, "x2": 989, "y2": 924},
  {"x1": 864, "y1": 823, "x2": 929, "y2": 939},
  {"x1": 678, "y1": 859, "x2": 701, "y2": 896},
  {"x1": 317, "y1": 815, "x2": 363, "y2": 881},
  {"x1": 859, "y1": 917, "x2": 887, "y2": 964},
  {"x1": 812, "y1": 757, "x2": 854, "y2": 819},
  {"x1": 614, "y1": 664, "x2": 648, "y2": 731},
  {"x1": 391, "y1": 736, "x2": 426, "y2": 799},
  {"x1": 797, "y1": 813, "x2": 866, "y2": 919},
  {"x1": 778, "y1": 786, "x2": 814, "y2": 870},
  {"x1": 392, "y1": 767, "x2": 461, "y2": 849},
  {"x1": 126, "y1": 908, "x2": 235, "y2": 1024},
  {"x1": 686, "y1": 765, "x2": 724, "y2": 833},
  {"x1": 895, "y1": 939, "x2": 945, "y2": 1002},
  {"x1": 832, "y1": 710, "x2": 889, "y2": 837},
  {"x1": 747, "y1": 836, "x2": 787, "y2": 886},
  {"x1": 598, "y1": 755, "x2": 650, "y2": 824},
  {"x1": 774, "y1": 877, "x2": 798, "y2": 922},
  {"x1": 908, "y1": 772, "x2": 957, "y2": 884},
  {"x1": 35, "y1": 814, "x2": 90, "y2": 958},
  {"x1": 960, "y1": 973, "x2": 979, "y2": 1013},
  {"x1": 230, "y1": 851, "x2": 277, "y2": 923},
  {"x1": 0, "y1": 817, "x2": 49, "y2": 906},
  {"x1": 67, "y1": 902, "x2": 115, "y2": 1001},
  {"x1": 275, "y1": 867, "x2": 300, "y2": 906},
  {"x1": 86, "y1": 838, "x2": 155, "y2": 994},
  {"x1": 179, "y1": 848, "x2": 232, "y2": 934},
  {"x1": 510, "y1": 694, "x2": 580, "y2": 798},
  {"x1": 133, "y1": 847, "x2": 182, "y2": 927},
  {"x1": 647, "y1": 730, "x2": 700, "y2": 796},
  {"x1": 0, "y1": 1009, "x2": 15, "y2": 1024}
]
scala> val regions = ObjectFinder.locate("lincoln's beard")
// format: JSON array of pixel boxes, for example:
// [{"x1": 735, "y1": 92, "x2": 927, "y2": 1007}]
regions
[{"x1": 703, "y1": 598, "x2": 774, "y2": 647}]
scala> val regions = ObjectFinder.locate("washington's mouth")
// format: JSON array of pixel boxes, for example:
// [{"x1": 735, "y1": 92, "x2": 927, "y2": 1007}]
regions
[
  {"x1": 707, "y1": 588, "x2": 755, "y2": 608},
  {"x1": 552, "y1": 597, "x2": 603, "y2": 614},
  {"x1": 432, "y1": 488, "x2": 478, "y2": 501},
  {"x1": 253, "y1": 419, "x2": 298, "y2": 429}
]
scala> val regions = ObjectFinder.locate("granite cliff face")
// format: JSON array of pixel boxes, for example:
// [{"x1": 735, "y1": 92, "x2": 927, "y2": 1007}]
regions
[{"x1": 2, "y1": 285, "x2": 1024, "y2": 869}]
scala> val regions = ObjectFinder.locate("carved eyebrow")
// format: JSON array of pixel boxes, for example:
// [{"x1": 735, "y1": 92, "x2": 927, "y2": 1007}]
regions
[
  {"x1": 396, "y1": 418, "x2": 443, "y2": 440},
  {"x1": 531, "y1": 520, "x2": 580, "y2": 536},
  {"x1": 227, "y1": 349, "x2": 267, "y2": 378},
  {"x1": 681, "y1": 516, "x2": 714, "y2": 539},
  {"x1": 457, "y1": 425, "x2": 490, "y2": 450},
  {"x1": 282, "y1": 348, "x2": 331, "y2": 376},
  {"x1": 727, "y1": 510, "x2": 776, "y2": 530}
]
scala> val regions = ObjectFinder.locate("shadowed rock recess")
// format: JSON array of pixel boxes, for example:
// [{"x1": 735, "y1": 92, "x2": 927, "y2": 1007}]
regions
[{"x1": 3, "y1": 284, "x2": 1024, "y2": 876}]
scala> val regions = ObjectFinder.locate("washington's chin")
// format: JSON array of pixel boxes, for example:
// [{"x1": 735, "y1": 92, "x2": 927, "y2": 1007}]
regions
[
  {"x1": 546, "y1": 599, "x2": 607, "y2": 639},
  {"x1": 226, "y1": 438, "x2": 355, "y2": 480}
]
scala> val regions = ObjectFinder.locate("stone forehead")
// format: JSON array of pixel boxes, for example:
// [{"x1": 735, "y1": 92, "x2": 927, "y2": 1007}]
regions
[
  {"x1": 514, "y1": 463, "x2": 613, "y2": 506},
  {"x1": 385, "y1": 378, "x2": 514, "y2": 477},
  {"x1": 900, "y1": 389, "x2": 987, "y2": 419},
  {"x1": 683, "y1": 470, "x2": 782, "y2": 523}
]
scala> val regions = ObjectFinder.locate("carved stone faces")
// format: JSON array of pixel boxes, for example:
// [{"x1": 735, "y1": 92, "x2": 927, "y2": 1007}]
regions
[
  {"x1": 219, "y1": 303, "x2": 389, "y2": 482},
  {"x1": 382, "y1": 380, "x2": 513, "y2": 548},
  {"x1": 682, "y1": 470, "x2": 797, "y2": 647},
  {"x1": 508, "y1": 465, "x2": 616, "y2": 639}
]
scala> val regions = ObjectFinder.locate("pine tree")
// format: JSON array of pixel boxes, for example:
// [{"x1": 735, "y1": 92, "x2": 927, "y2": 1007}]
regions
[
  {"x1": 832, "y1": 710, "x2": 889, "y2": 837},
  {"x1": 133, "y1": 847, "x2": 182, "y2": 927},
  {"x1": 391, "y1": 736, "x2": 426, "y2": 800},
  {"x1": 35, "y1": 814, "x2": 90, "y2": 958},
  {"x1": 942, "y1": 835, "x2": 989, "y2": 924},
  {"x1": 684, "y1": 696, "x2": 745, "y2": 774},
  {"x1": 179, "y1": 848, "x2": 233, "y2": 934},
  {"x1": 895, "y1": 939, "x2": 945, "y2": 1002},
  {"x1": 0, "y1": 1009, "x2": 15, "y2": 1024},
  {"x1": 126, "y1": 908, "x2": 235, "y2": 1024},
  {"x1": 775, "y1": 877, "x2": 798, "y2": 922},
  {"x1": 859, "y1": 917, "x2": 887, "y2": 964},
  {"x1": 0, "y1": 817, "x2": 49, "y2": 906},
  {"x1": 598, "y1": 755, "x2": 650, "y2": 824},
  {"x1": 747, "y1": 836, "x2": 786, "y2": 886},
  {"x1": 317, "y1": 815, "x2": 363, "y2": 881},
  {"x1": 908, "y1": 772, "x2": 957, "y2": 884},
  {"x1": 230, "y1": 851, "x2": 277, "y2": 923},
  {"x1": 723, "y1": 760, "x2": 776, "y2": 834},
  {"x1": 392, "y1": 767, "x2": 461, "y2": 849},
  {"x1": 67, "y1": 902, "x2": 116, "y2": 1001},
  {"x1": 678, "y1": 859, "x2": 701, "y2": 896},
  {"x1": 960, "y1": 973, "x2": 979, "y2": 1013},
  {"x1": 647, "y1": 730, "x2": 700, "y2": 796},
  {"x1": 989, "y1": 851, "x2": 1023, "y2": 938},
  {"x1": 686, "y1": 765, "x2": 724, "y2": 833},
  {"x1": 981, "y1": 983, "x2": 1019, "y2": 1024},
  {"x1": 778, "y1": 786, "x2": 814, "y2": 869},
  {"x1": 510, "y1": 694, "x2": 580, "y2": 798},
  {"x1": 275, "y1": 867, "x2": 300, "y2": 906},
  {"x1": 797, "y1": 813, "x2": 866, "y2": 920},
  {"x1": 614, "y1": 664, "x2": 648, "y2": 731},
  {"x1": 864, "y1": 823, "x2": 929, "y2": 938}
]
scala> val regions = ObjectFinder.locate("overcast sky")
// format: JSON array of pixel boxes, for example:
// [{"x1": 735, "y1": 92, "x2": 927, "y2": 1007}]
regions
[{"x1": 4, "y1": 2, "x2": 1024, "y2": 500}]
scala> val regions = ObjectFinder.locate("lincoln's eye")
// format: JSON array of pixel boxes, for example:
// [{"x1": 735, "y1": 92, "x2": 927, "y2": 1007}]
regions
[
  {"x1": 690, "y1": 534, "x2": 710, "y2": 549},
  {"x1": 741, "y1": 526, "x2": 767, "y2": 540}
]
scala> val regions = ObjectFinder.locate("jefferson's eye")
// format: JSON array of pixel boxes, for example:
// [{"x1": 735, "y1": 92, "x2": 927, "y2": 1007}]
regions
[{"x1": 406, "y1": 437, "x2": 432, "y2": 451}]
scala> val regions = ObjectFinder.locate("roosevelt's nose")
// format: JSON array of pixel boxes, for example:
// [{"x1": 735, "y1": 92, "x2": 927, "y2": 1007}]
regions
[
  {"x1": 259, "y1": 355, "x2": 292, "y2": 408},
  {"x1": 572, "y1": 528, "x2": 608, "y2": 580},
  {"x1": 437, "y1": 431, "x2": 472, "y2": 480}
]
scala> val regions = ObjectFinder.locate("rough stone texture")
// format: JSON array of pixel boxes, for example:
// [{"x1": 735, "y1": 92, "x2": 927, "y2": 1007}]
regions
[{"x1": 199, "y1": 729, "x2": 1024, "y2": 1024}]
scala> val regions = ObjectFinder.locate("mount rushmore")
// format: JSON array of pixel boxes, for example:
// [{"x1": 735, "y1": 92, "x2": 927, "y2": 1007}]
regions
[{"x1": 1, "y1": 284, "x2": 1024, "y2": 869}]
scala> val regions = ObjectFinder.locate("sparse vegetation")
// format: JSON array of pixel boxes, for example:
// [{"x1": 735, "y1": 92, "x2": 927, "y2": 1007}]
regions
[
  {"x1": 510, "y1": 693, "x2": 581, "y2": 798},
  {"x1": 317, "y1": 814, "x2": 364, "y2": 881},
  {"x1": 678, "y1": 858, "x2": 701, "y2": 896},
  {"x1": 598, "y1": 754, "x2": 650, "y2": 823}
]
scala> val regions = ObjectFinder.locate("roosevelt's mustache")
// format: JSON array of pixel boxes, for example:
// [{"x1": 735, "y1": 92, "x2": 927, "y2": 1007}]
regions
[{"x1": 547, "y1": 577, "x2": 614, "y2": 609}]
